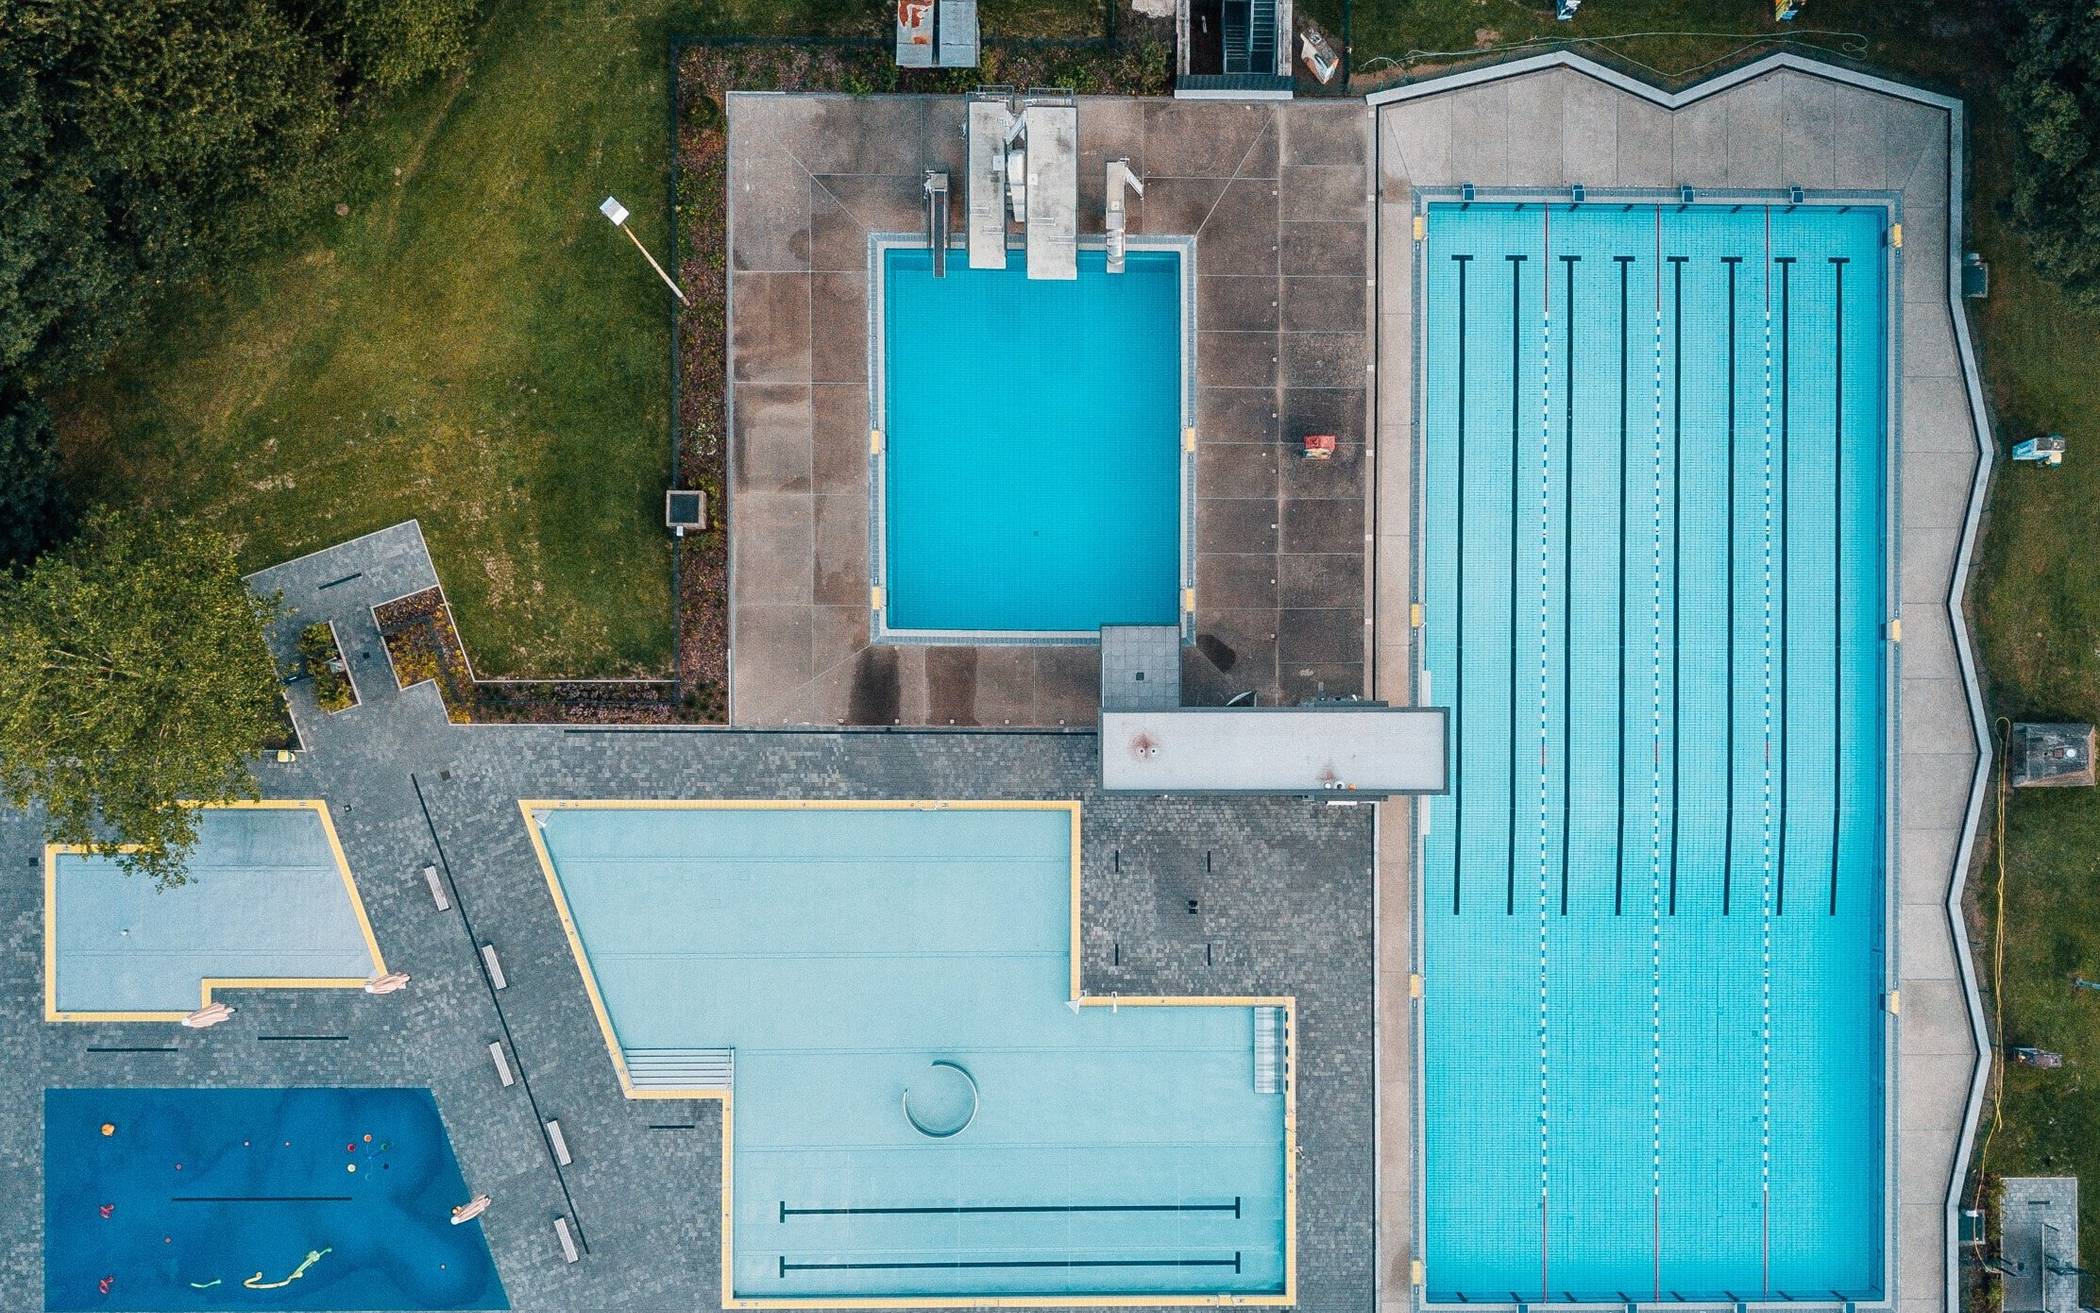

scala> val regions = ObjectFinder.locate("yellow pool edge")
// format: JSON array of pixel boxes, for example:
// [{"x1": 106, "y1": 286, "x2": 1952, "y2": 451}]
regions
[
  {"x1": 519, "y1": 797, "x2": 1298, "y2": 1309},
  {"x1": 43, "y1": 799, "x2": 388, "y2": 1024}
]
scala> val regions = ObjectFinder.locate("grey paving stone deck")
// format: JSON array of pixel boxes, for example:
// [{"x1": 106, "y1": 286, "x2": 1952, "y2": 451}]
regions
[
  {"x1": 725, "y1": 93, "x2": 1374, "y2": 726},
  {"x1": 0, "y1": 522, "x2": 1376, "y2": 1313},
  {"x1": 1369, "y1": 53, "x2": 1993, "y2": 1313}
]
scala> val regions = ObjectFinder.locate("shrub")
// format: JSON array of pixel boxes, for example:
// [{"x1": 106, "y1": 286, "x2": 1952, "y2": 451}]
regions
[{"x1": 298, "y1": 621, "x2": 355, "y2": 712}]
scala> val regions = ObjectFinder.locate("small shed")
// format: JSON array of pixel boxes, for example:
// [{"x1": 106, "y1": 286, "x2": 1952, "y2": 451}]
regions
[{"x1": 2011, "y1": 723, "x2": 2097, "y2": 788}]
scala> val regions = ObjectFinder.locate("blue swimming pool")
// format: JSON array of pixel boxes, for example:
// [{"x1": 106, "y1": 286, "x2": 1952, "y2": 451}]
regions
[
  {"x1": 532, "y1": 803, "x2": 1288, "y2": 1302},
  {"x1": 44, "y1": 1088, "x2": 505, "y2": 1310},
  {"x1": 1416, "y1": 200, "x2": 1890, "y2": 1301},
  {"x1": 878, "y1": 245, "x2": 1186, "y2": 637}
]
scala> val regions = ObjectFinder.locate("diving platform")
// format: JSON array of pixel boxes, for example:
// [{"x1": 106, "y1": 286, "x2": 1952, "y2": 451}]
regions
[
  {"x1": 961, "y1": 88, "x2": 1078, "y2": 279},
  {"x1": 1097, "y1": 625, "x2": 1446, "y2": 796}
]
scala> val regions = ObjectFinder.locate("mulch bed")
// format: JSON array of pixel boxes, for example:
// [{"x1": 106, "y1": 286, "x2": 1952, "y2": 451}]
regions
[{"x1": 376, "y1": 587, "x2": 690, "y2": 724}]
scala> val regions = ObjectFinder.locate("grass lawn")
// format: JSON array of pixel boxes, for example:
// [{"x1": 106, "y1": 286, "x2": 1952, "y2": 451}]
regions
[{"x1": 53, "y1": 0, "x2": 685, "y2": 678}]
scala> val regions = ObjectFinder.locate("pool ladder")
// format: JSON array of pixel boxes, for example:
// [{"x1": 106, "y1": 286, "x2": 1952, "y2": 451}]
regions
[
  {"x1": 623, "y1": 1046, "x2": 733, "y2": 1092},
  {"x1": 1252, "y1": 1006, "x2": 1288, "y2": 1094}
]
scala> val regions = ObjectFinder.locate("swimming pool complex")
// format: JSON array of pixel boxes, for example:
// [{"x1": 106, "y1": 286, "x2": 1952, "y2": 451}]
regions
[
  {"x1": 1415, "y1": 199, "x2": 1892, "y2": 1301},
  {"x1": 527, "y1": 801, "x2": 1290, "y2": 1305},
  {"x1": 875, "y1": 244, "x2": 1189, "y2": 639},
  {"x1": 44, "y1": 1087, "x2": 504, "y2": 1311}
]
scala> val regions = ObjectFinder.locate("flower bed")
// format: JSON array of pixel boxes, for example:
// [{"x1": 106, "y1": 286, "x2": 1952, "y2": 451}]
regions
[
  {"x1": 375, "y1": 587, "x2": 689, "y2": 724},
  {"x1": 298, "y1": 622, "x2": 356, "y2": 713}
]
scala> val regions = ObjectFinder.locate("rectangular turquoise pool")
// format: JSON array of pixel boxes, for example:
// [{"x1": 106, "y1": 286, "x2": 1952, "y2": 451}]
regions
[
  {"x1": 875, "y1": 244, "x2": 1188, "y2": 638},
  {"x1": 533, "y1": 803, "x2": 1288, "y2": 1302},
  {"x1": 1416, "y1": 198, "x2": 1892, "y2": 1302},
  {"x1": 44, "y1": 1088, "x2": 505, "y2": 1310}
]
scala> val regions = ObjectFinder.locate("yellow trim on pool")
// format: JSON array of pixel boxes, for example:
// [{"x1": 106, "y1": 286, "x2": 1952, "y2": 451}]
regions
[
  {"x1": 518, "y1": 797, "x2": 1298, "y2": 1309},
  {"x1": 43, "y1": 799, "x2": 388, "y2": 1023}
]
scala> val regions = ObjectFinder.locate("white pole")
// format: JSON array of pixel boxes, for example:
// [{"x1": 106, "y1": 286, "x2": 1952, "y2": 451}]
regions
[{"x1": 601, "y1": 195, "x2": 687, "y2": 306}]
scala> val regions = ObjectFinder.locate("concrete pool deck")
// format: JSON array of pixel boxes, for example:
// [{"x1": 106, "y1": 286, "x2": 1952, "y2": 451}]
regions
[
  {"x1": 0, "y1": 522, "x2": 1377, "y2": 1312},
  {"x1": 1370, "y1": 52, "x2": 1992, "y2": 1313},
  {"x1": 724, "y1": 94, "x2": 1373, "y2": 726}
]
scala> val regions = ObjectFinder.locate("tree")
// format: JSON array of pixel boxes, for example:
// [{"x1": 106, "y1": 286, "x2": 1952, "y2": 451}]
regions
[
  {"x1": 0, "y1": 392, "x2": 68, "y2": 568},
  {"x1": 0, "y1": 514, "x2": 283, "y2": 887},
  {"x1": 2006, "y1": 0, "x2": 2100, "y2": 306}
]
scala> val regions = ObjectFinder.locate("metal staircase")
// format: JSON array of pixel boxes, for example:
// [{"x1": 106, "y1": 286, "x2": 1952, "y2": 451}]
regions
[
  {"x1": 1248, "y1": 1, "x2": 1277, "y2": 75},
  {"x1": 623, "y1": 1047, "x2": 733, "y2": 1092},
  {"x1": 1222, "y1": 0, "x2": 1251, "y2": 73}
]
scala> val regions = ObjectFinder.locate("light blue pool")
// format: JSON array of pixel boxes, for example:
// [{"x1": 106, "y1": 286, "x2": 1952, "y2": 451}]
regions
[
  {"x1": 534, "y1": 805, "x2": 1287, "y2": 1301},
  {"x1": 1417, "y1": 201, "x2": 1889, "y2": 1301},
  {"x1": 878, "y1": 246, "x2": 1185, "y2": 636}
]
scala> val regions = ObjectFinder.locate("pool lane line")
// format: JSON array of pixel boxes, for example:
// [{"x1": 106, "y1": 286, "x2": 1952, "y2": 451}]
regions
[
  {"x1": 1830, "y1": 255, "x2": 1850, "y2": 918},
  {"x1": 86, "y1": 1045, "x2": 176, "y2": 1053},
  {"x1": 411, "y1": 773, "x2": 590, "y2": 1255},
  {"x1": 1648, "y1": 205, "x2": 1665, "y2": 1305},
  {"x1": 1559, "y1": 253, "x2": 1580, "y2": 919},
  {"x1": 1508, "y1": 251, "x2": 1528, "y2": 918},
  {"x1": 1775, "y1": 257, "x2": 1797, "y2": 917},
  {"x1": 781, "y1": 1199, "x2": 1242, "y2": 1218},
  {"x1": 1759, "y1": 207, "x2": 1778, "y2": 1298},
  {"x1": 1722, "y1": 255, "x2": 1742, "y2": 916},
  {"x1": 1615, "y1": 254, "x2": 1635, "y2": 918},
  {"x1": 1535, "y1": 207, "x2": 1553, "y2": 1301},
  {"x1": 1452, "y1": 253, "x2": 1473, "y2": 917},
  {"x1": 780, "y1": 1256, "x2": 1245, "y2": 1275},
  {"x1": 256, "y1": 1034, "x2": 350, "y2": 1042},
  {"x1": 1667, "y1": 254, "x2": 1688, "y2": 918}
]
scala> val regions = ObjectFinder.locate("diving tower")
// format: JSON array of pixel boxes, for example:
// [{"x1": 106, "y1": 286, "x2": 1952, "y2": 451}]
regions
[{"x1": 961, "y1": 88, "x2": 1078, "y2": 279}]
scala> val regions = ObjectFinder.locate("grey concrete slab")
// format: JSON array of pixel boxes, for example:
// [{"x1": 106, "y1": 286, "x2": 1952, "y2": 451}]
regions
[
  {"x1": 1283, "y1": 276, "x2": 1366, "y2": 332},
  {"x1": 1834, "y1": 85, "x2": 1891, "y2": 190},
  {"x1": 1724, "y1": 72, "x2": 1783, "y2": 186},
  {"x1": 1381, "y1": 100, "x2": 1449, "y2": 191},
  {"x1": 1282, "y1": 103, "x2": 1368, "y2": 169},
  {"x1": 1561, "y1": 74, "x2": 1619, "y2": 187},
  {"x1": 808, "y1": 270, "x2": 866, "y2": 384},
  {"x1": 1282, "y1": 331, "x2": 1367, "y2": 387},
  {"x1": 1198, "y1": 443, "x2": 1281, "y2": 499},
  {"x1": 730, "y1": 382, "x2": 811, "y2": 495},
  {"x1": 1505, "y1": 72, "x2": 1566, "y2": 187},
  {"x1": 1199, "y1": 179, "x2": 1282, "y2": 273},
  {"x1": 1200, "y1": 386, "x2": 1281, "y2": 443},
  {"x1": 1903, "y1": 677, "x2": 1973, "y2": 756},
  {"x1": 810, "y1": 383, "x2": 869, "y2": 496},
  {"x1": 727, "y1": 272, "x2": 809, "y2": 383},
  {"x1": 1200, "y1": 274, "x2": 1281, "y2": 331},
  {"x1": 1779, "y1": 70, "x2": 1839, "y2": 188},
  {"x1": 1616, "y1": 98, "x2": 1675, "y2": 187},
  {"x1": 1143, "y1": 101, "x2": 1270, "y2": 178},
  {"x1": 1283, "y1": 220, "x2": 1370, "y2": 277},
  {"x1": 1282, "y1": 164, "x2": 1364, "y2": 223},
  {"x1": 1447, "y1": 85, "x2": 1510, "y2": 187}
]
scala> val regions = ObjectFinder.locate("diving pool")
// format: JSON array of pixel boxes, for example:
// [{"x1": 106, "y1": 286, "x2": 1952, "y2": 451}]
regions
[
  {"x1": 530, "y1": 802, "x2": 1289, "y2": 1303},
  {"x1": 1416, "y1": 200, "x2": 1891, "y2": 1301},
  {"x1": 44, "y1": 1088, "x2": 505, "y2": 1310},
  {"x1": 875, "y1": 244, "x2": 1187, "y2": 638}
]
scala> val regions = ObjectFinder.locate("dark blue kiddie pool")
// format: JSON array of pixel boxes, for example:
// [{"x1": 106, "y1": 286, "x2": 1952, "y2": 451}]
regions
[{"x1": 45, "y1": 1088, "x2": 507, "y2": 1310}]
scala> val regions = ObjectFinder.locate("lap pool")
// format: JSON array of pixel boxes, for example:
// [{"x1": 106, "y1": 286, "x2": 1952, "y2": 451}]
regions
[
  {"x1": 874, "y1": 244, "x2": 1189, "y2": 639},
  {"x1": 1415, "y1": 198, "x2": 1892, "y2": 1302},
  {"x1": 527, "y1": 801, "x2": 1291, "y2": 1304}
]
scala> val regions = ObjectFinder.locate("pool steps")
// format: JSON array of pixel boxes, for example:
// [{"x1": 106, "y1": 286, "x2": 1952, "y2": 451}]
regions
[
  {"x1": 624, "y1": 1047, "x2": 734, "y2": 1092},
  {"x1": 1253, "y1": 1006, "x2": 1288, "y2": 1094}
]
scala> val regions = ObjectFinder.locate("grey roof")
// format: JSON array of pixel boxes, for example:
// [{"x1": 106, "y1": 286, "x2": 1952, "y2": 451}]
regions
[{"x1": 1100, "y1": 706, "x2": 1446, "y2": 795}]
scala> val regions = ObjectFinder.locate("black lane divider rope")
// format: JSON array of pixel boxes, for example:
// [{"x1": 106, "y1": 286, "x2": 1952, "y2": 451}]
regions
[
  {"x1": 781, "y1": 1256, "x2": 1244, "y2": 1275},
  {"x1": 173, "y1": 1196, "x2": 352, "y2": 1203},
  {"x1": 782, "y1": 1198, "x2": 1241, "y2": 1219},
  {"x1": 1508, "y1": 252, "x2": 1528, "y2": 918},
  {"x1": 1453, "y1": 254, "x2": 1472, "y2": 917},
  {"x1": 1615, "y1": 254, "x2": 1635, "y2": 917},
  {"x1": 411, "y1": 773, "x2": 589, "y2": 1254},
  {"x1": 1722, "y1": 255, "x2": 1742, "y2": 916},
  {"x1": 1776, "y1": 257, "x2": 1796, "y2": 916},
  {"x1": 87, "y1": 1046, "x2": 176, "y2": 1053},
  {"x1": 1830, "y1": 256, "x2": 1849, "y2": 917},
  {"x1": 1667, "y1": 255, "x2": 1688, "y2": 917},
  {"x1": 257, "y1": 1035, "x2": 350, "y2": 1042},
  {"x1": 1559, "y1": 253, "x2": 1580, "y2": 918}
]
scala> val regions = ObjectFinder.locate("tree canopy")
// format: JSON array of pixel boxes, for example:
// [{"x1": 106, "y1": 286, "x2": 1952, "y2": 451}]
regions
[
  {"x1": 2007, "y1": 0, "x2": 2100, "y2": 306},
  {"x1": 0, "y1": 391, "x2": 68, "y2": 569},
  {"x1": 0, "y1": 515, "x2": 284, "y2": 887}
]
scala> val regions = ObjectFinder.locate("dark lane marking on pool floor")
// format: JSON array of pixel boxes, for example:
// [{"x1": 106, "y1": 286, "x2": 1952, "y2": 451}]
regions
[
  {"x1": 172, "y1": 1195, "x2": 354, "y2": 1203},
  {"x1": 781, "y1": 1198, "x2": 1241, "y2": 1219},
  {"x1": 1667, "y1": 254, "x2": 1687, "y2": 918},
  {"x1": 1615, "y1": 254, "x2": 1635, "y2": 917},
  {"x1": 1452, "y1": 253, "x2": 1472, "y2": 917},
  {"x1": 1829, "y1": 256, "x2": 1848, "y2": 918},
  {"x1": 1722, "y1": 255, "x2": 1742, "y2": 915},
  {"x1": 780, "y1": 1255, "x2": 1244, "y2": 1275},
  {"x1": 1508, "y1": 251, "x2": 1527, "y2": 918}
]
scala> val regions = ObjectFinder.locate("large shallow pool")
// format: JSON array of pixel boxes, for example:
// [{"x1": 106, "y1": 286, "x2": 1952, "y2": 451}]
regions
[
  {"x1": 531, "y1": 801, "x2": 1289, "y2": 1303},
  {"x1": 876, "y1": 244, "x2": 1187, "y2": 638},
  {"x1": 1416, "y1": 198, "x2": 1891, "y2": 1302}
]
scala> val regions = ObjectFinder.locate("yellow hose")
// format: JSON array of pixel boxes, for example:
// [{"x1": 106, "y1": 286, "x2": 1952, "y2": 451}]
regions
[{"x1": 1970, "y1": 717, "x2": 2012, "y2": 1212}]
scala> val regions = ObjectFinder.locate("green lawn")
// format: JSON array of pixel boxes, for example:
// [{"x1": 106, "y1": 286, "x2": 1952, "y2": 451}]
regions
[{"x1": 53, "y1": 0, "x2": 684, "y2": 677}]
